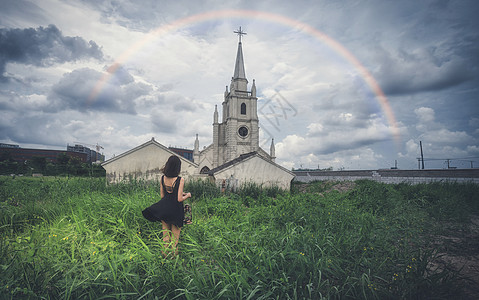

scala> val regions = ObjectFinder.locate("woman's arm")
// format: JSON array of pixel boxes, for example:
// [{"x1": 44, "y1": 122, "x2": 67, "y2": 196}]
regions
[
  {"x1": 160, "y1": 176, "x2": 164, "y2": 199},
  {"x1": 177, "y1": 177, "x2": 191, "y2": 202}
]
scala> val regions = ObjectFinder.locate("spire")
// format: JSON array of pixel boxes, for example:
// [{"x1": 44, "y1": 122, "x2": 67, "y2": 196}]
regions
[
  {"x1": 194, "y1": 134, "x2": 199, "y2": 152},
  {"x1": 193, "y1": 134, "x2": 200, "y2": 163},
  {"x1": 233, "y1": 39, "x2": 246, "y2": 80},
  {"x1": 270, "y1": 138, "x2": 276, "y2": 162},
  {"x1": 213, "y1": 105, "x2": 219, "y2": 124},
  {"x1": 232, "y1": 27, "x2": 249, "y2": 92}
]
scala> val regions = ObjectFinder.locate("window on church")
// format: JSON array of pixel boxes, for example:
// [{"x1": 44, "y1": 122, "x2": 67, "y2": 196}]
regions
[
  {"x1": 200, "y1": 166, "x2": 210, "y2": 174},
  {"x1": 241, "y1": 103, "x2": 246, "y2": 115}
]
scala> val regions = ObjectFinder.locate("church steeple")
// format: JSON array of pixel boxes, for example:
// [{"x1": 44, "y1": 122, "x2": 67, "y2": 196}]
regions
[
  {"x1": 232, "y1": 27, "x2": 248, "y2": 91},
  {"x1": 233, "y1": 39, "x2": 246, "y2": 80},
  {"x1": 194, "y1": 27, "x2": 275, "y2": 173},
  {"x1": 193, "y1": 133, "x2": 200, "y2": 163}
]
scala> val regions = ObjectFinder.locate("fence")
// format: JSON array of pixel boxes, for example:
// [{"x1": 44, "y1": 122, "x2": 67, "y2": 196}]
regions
[{"x1": 293, "y1": 169, "x2": 479, "y2": 184}]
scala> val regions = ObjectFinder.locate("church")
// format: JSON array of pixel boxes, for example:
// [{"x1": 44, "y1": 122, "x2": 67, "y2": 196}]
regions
[
  {"x1": 193, "y1": 27, "x2": 276, "y2": 174},
  {"x1": 102, "y1": 28, "x2": 294, "y2": 189}
]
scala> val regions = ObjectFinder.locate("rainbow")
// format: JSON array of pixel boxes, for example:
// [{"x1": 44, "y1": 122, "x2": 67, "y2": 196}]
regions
[{"x1": 89, "y1": 9, "x2": 400, "y2": 143}]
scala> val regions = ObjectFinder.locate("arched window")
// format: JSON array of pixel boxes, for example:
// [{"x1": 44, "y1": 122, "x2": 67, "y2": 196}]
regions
[
  {"x1": 240, "y1": 103, "x2": 246, "y2": 115},
  {"x1": 200, "y1": 166, "x2": 210, "y2": 174}
]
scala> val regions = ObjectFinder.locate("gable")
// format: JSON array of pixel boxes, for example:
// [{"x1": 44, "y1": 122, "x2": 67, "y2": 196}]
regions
[
  {"x1": 209, "y1": 153, "x2": 294, "y2": 189},
  {"x1": 102, "y1": 138, "x2": 198, "y2": 183}
]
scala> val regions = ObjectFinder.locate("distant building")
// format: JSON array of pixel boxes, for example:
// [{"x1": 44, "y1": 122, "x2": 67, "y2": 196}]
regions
[
  {"x1": 169, "y1": 147, "x2": 193, "y2": 161},
  {"x1": 0, "y1": 147, "x2": 87, "y2": 163},
  {"x1": 0, "y1": 143, "x2": 20, "y2": 149},
  {"x1": 0, "y1": 143, "x2": 104, "y2": 164},
  {"x1": 67, "y1": 144, "x2": 105, "y2": 163}
]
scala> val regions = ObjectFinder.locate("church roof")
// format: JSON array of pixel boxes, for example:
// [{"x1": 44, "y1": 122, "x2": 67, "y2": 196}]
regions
[
  {"x1": 208, "y1": 151, "x2": 256, "y2": 175},
  {"x1": 208, "y1": 151, "x2": 294, "y2": 176},
  {"x1": 101, "y1": 137, "x2": 198, "y2": 167},
  {"x1": 233, "y1": 41, "x2": 246, "y2": 79}
]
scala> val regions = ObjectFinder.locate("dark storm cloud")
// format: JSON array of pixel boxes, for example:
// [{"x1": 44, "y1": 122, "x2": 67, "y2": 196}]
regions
[
  {"x1": 0, "y1": 25, "x2": 103, "y2": 80},
  {"x1": 375, "y1": 45, "x2": 476, "y2": 96},
  {"x1": 369, "y1": 0, "x2": 479, "y2": 96},
  {"x1": 49, "y1": 67, "x2": 150, "y2": 114}
]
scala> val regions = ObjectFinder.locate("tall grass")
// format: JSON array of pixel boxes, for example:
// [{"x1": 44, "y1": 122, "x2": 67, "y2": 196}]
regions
[{"x1": 0, "y1": 177, "x2": 477, "y2": 299}]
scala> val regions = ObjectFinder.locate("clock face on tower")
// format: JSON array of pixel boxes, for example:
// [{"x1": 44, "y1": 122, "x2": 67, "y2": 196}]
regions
[{"x1": 238, "y1": 126, "x2": 248, "y2": 137}]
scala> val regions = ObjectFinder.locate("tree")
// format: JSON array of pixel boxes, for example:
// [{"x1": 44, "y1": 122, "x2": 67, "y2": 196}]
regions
[{"x1": 31, "y1": 156, "x2": 47, "y2": 174}]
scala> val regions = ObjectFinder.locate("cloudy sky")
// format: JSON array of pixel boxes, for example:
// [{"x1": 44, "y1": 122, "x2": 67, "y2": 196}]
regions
[{"x1": 1, "y1": 0, "x2": 478, "y2": 170}]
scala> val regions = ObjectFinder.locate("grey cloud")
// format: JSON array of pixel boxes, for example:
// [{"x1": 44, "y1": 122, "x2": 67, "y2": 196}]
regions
[
  {"x1": 78, "y1": 0, "x2": 223, "y2": 31},
  {"x1": 157, "y1": 92, "x2": 204, "y2": 113},
  {"x1": 0, "y1": 0, "x2": 47, "y2": 27},
  {"x1": 108, "y1": 65, "x2": 134, "y2": 86},
  {"x1": 150, "y1": 111, "x2": 177, "y2": 134},
  {"x1": 313, "y1": 125, "x2": 392, "y2": 155},
  {"x1": 0, "y1": 25, "x2": 103, "y2": 80},
  {"x1": 49, "y1": 67, "x2": 151, "y2": 114},
  {"x1": 375, "y1": 46, "x2": 474, "y2": 96},
  {"x1": 311, "y1": 83, "x2": 379, "y2": 120},
  {"x1": 174, "y1": 101, "x2": 196, "y2": 112},
  {"x1": 0, "y1": 111, "x2": 68, "y2": 147},
  {"x1": 173, "y1": 97, "x2": 205, "y2": 112},
  {"x1": 315, "y1": 137, "x2": 385, "y2": 156},
  {"x1": 368, "y1": 1, "x2": 479, "y2": 96}
]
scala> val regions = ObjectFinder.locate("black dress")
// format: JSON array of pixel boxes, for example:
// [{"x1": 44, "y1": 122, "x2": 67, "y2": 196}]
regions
[{"x1": 142, "y1": 176, "x2": 184, "y2": 228}]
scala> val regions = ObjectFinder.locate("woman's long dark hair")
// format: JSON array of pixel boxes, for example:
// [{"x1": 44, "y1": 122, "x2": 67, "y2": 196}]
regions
[{"x1": 162, "y1": 155, "x2": 181, "y2": 177}]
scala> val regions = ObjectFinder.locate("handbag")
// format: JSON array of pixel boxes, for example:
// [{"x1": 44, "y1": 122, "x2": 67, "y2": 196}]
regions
[{"x1": 183, "y1": 204, "x2": 192, "y2": 225}]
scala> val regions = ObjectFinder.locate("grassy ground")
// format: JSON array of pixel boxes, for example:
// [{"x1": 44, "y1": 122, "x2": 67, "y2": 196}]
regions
[{"x1": 0, "y1": 177, "x2": 478, "y2": 299}]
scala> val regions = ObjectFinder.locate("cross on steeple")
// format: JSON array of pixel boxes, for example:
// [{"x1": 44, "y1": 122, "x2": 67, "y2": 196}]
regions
[{"x1": 234, "y1": 26, "x2": 247, "y2": 43}]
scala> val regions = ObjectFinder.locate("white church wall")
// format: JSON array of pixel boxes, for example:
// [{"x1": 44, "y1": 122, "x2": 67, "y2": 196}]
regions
[
  {"x1": 212, "y1": 155, "x2": 294, "y2": 190},
  {"x1": 103, "y1": 141, "x2": 197, "y2": 184}
]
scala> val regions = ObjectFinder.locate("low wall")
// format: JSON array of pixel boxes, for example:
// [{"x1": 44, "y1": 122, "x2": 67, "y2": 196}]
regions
[{"x1": 293, "y1": 169, "x2": 479, "y2": 185}]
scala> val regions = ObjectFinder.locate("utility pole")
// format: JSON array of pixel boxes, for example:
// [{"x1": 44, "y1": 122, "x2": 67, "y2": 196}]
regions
[{"x1": 420, "y1": 141, "x2": 425, "y2": 169}]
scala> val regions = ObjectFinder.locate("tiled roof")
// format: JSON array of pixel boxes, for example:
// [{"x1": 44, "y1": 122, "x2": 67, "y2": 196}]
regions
[{"x1": 208, "y1": 151, "x2": 257, "y2": 175}]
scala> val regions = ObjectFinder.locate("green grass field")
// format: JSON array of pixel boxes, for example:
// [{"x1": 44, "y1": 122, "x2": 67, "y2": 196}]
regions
[{"x1": 0, "y1": 176, "x2": 478, "y2": 299}]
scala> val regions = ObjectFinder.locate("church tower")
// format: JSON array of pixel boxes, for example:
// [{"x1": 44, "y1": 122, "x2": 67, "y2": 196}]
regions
[
  {"x1": 216, "y1": 27, "x2": 260, "y2": 165},
  {"x1": 194, "y1": 27, "x2": 273, "y2": 171}
]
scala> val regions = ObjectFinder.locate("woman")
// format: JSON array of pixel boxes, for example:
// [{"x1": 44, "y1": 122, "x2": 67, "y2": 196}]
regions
[{"x1": 142, "y1": 155, "x2": 191, "y2": 256}]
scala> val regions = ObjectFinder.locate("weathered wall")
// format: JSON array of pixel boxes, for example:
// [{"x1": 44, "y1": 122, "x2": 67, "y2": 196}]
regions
[
  {"x1": 103, "y1": 143, "x2": 197, "y2": 184},
  {"x1": 212, "y1": 155, "x2": 295, "y2": 189},
  {"x1": 293, "y1": 169, "x2": 479, "y2": 184}
]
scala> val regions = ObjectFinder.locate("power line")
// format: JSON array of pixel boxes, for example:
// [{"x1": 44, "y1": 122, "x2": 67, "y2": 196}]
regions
[{"x1": 422, "y1": 157, "x2": 479, "y2": 161}]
